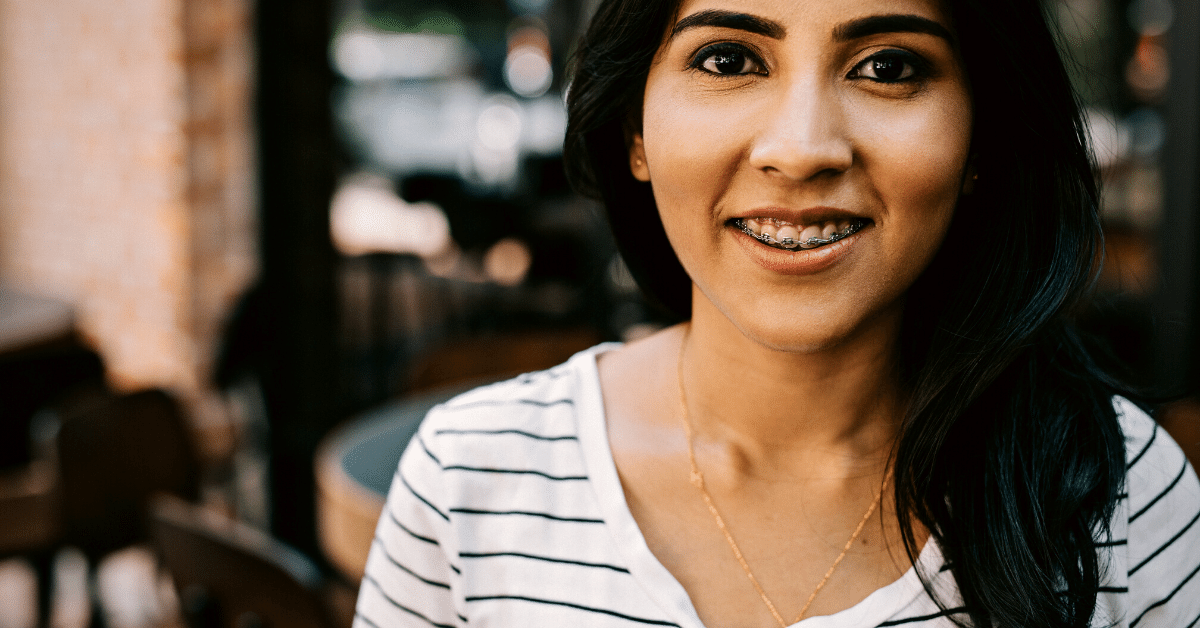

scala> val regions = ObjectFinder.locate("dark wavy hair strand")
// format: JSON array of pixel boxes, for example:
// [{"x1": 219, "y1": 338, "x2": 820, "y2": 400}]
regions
[{"x1": 564, "y1": 0, "x2": 692, "y2": 317}]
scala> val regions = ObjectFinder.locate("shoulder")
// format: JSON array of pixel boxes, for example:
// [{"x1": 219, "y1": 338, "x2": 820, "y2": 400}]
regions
[
  {"x1": 1112, "y1": 397, "x2": 1200, "y2": 626},
  {"x1": 1114, "y1": 397, "x2": 1196, "y2": 503},
  {"x1": 1114, "y1": 396, "x2": 1198, "y2": 525},
  {"x1": 409, "y1": 344, "x2": 617, "y2": 472},
  {"x1": 418, "y1": 345, "x2": 612, "y2": 435}
]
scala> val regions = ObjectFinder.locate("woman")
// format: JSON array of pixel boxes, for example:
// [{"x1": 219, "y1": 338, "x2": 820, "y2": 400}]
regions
[{"x1": 354, "y1": 0, "x2": 1200, "y2": 625}]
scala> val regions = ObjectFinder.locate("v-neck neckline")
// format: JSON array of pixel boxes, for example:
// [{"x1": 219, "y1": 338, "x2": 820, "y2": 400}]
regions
[{"x1": 570, "y1": 345, "x2": 945, "y2": 628}]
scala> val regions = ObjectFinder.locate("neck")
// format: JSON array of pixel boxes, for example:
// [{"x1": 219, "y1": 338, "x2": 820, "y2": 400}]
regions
[{"x1": 681, "y1": 290, "x2": 905, "y2": 479}]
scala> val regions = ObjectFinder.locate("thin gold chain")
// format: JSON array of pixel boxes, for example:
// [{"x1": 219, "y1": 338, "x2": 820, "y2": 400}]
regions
[{"x1": 677, "y1": 330, "x2": 891, "y2": 627}]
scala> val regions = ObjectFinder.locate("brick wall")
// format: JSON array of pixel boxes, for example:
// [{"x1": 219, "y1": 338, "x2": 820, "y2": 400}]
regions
[
  {"x1": 0, "y1": 0, "x2": 256, "y2": 414},
  {"x1": 184, "y1": 0, "x2": 258, "y2": 398}
]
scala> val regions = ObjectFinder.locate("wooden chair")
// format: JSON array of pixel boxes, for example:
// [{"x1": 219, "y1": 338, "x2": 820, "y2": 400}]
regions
[
  {"x1": 150, "y1": 493, "x2": 338, "y2": 628},
  {"x1": 0, "y1": 459, "x2": 60, "y2": 558},
  {"x1": 0, "y1": 387, "x2": 198, "y2": 627},
  {"x1": 55, "y1": 389, "x2": 200, "y2": 559},
  {"x1": 0, "y1": 457, "x2": 61, "y2": 626}
]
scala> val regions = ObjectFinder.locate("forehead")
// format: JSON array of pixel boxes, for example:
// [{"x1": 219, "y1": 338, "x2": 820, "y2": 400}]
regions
[{"x1": 670, "y1": 0, "x2": 953, "y2": 34}]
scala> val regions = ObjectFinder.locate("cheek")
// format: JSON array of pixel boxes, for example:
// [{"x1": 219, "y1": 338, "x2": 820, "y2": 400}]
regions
[
  {"x1": 855, "y1": 97, "x2": 973, "y2": 220},
  {"x1": 639, "y1": 85, "x2": 750, "y2": 211}
]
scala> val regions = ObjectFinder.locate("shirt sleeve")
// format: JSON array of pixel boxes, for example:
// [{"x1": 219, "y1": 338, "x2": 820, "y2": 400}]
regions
[
  {"x1": 354, "y1": 409, "x2": 465, "y2": 628},
  {"x1": 1119, "y1": 399, "x2": 1200, "y2": 628}
]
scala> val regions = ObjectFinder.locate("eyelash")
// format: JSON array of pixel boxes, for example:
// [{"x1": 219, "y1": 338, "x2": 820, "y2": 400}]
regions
[
  {"x1": 687, "y1": 42, "x2": 766, "y2": 76},
  {"x1": 848, "y1": 50, "x2": 930, "y2": 83},
  {"x1": 687, "y1": 43, "x2": 931, "y2": 85}
]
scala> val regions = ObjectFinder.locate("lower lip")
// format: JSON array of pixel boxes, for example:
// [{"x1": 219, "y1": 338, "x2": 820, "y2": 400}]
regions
[{"x1": 731, "y1": 224, "x2": 864, "y2": 275}]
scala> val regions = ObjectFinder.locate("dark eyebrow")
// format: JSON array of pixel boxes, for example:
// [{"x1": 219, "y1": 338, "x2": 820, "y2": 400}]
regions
[
  {"x1": 833, "y1": 14, "x2": 956, "y2": 45},
  {"x1": 671, "y1": 9, "x2": 786, "y2": 40}
]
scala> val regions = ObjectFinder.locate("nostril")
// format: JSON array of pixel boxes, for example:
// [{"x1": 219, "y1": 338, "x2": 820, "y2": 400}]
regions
[{"x1": 750, "y1": 144, "x2": 854, "y2": 182}]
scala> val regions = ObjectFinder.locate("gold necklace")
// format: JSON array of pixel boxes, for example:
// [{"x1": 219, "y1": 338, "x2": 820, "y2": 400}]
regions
[{"x1": 677, "y1": 332, "x2": 891, "y2": 627}]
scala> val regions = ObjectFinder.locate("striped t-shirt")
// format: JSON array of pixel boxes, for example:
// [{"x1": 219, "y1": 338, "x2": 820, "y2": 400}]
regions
[{"x1": 354, "y1": 345, "x2": 1200, "y2": 627}]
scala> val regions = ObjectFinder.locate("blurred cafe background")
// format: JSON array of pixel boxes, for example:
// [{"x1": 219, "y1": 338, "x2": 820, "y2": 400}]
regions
[{"x1": 0, "y1": 0, "x2": 1197, "y2": 626}]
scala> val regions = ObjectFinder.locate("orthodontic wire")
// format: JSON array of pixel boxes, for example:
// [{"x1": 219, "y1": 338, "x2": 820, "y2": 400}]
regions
[{"x1": 736, "y1": 219, "x2": 866, "y2": 250}]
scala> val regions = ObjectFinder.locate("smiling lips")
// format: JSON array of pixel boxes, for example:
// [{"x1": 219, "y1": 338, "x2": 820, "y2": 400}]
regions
[{"x1": 732, "y1": 217, "x2": 868, "y2": 251}]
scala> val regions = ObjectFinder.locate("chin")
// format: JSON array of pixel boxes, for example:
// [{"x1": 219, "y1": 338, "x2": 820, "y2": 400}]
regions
[
  {"x1": 702, "y1": 286, "x2": 906, "y2": 358},
  {"x1": 738, "y1": 318, "x2": 863, "y2": 354}
]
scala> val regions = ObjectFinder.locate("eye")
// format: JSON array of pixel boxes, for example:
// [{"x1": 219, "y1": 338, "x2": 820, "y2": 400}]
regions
[
  {"x1": 690, "y1": 43, "x2": 765, "y2": 76},
  {"x1": 850, "y1": 51, "x2": 926, "y2": 83}
]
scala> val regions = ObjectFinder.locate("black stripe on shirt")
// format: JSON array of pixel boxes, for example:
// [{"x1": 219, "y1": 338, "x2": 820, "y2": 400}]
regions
[
  {"x1": 355, "y1": 611, "x2": 382, "y2": 628},
  {"x1": 1097, "y1": 586, "x2": 1128, "y2": 593},
  {"x1": 389, "y1": 508, "x2": 440, "y2": 546},
  {"x1": 383, "y1": 511, "x2": 458, "y2": 580},
  {"x1": 876, "y1": 606, "x2": 970, "y2": 626},
  {"x1": 418, "y1": 435, "x2": 443, "y2": 467},
  {"x1": 448, "y1": 507, "x2": 605, "y2": 524},
  {"x1": 1187, "y1": 610, "x2": 1200, "y2": 628},
  {"x1": 1129, "y1": 560, "x2": 1200, "y2": 627},
  {"x1": 444, "y1": 398, "x2": 575, "y2": 411},
  {"x1": 465, "y1": 594, "x2": 679, "y2": 626},
  {"x1": 1095, "y1": 538, "x2": 1128, "y2": 548},
  {"x1": 362, "y1": 573, "x2": 456, "y2": 628},
  {"x1": 401, "y1": 472, "x2": 449, "y2": 521},
  {"x1": 516, "y1": 368, "x2": 571, "y2": 383},
  {"x1": 373, "y1": 538, "x2": 451, "y2": 589},
  {"x1": 434, "y1": 428, "x2": 578, "y2": 441},
  {"x1": 442, "y1": 465, "x2": 588, "y2": 481},
  {"x1": 459, "y1": 551, "x2": 630, "y2": 573},
  {"x1": 1127, "y1": 423, "x2": 1158, "y2": 470},
  {"x1": 1130, "y1": 506, "x2": 1200, "y2": 576},
  {"x1": 1130, "y1": 458, "x2": 1190, "y2": 523}
]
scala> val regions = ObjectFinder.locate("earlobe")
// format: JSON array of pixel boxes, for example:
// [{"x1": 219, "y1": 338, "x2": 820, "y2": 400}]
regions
[
  {"x1": 960, "y1": 158, "x2": 978, "y2": 195},
  {"x1": 629, "y1": 133, "x2": 650, "y2": 182}
]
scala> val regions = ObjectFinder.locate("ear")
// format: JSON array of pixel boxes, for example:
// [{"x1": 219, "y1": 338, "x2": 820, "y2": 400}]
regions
[{"x1": 628, "y1": 132, "x2": 650, "y2": 182}]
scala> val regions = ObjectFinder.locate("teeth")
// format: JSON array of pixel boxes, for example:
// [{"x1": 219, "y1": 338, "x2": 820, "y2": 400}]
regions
[
  {"x1": 734, "y1": 217, "x2": 866, "y2": 251},
  {"x1": 776, "y1": 225, "x2": 799, "y2": 246},
  {"x1": 799, "y1": 225, "x2": 823, "y2": 249},
  {"x1": 759, "y1": 221, "x2": 777, "y2": 242}
]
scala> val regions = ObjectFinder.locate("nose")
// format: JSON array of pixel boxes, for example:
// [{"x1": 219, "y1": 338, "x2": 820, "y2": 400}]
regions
[{"x1": 746, "y1": 80, "x2": 854, "y2": 181}]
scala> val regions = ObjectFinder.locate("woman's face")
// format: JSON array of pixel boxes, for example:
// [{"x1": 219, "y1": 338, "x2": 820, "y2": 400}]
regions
[{"x1": 631, "y1": 0, "x2": 973, "y2": 352}]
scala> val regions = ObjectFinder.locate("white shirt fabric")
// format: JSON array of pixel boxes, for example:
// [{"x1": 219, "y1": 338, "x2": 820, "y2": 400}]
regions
[{"x1": 354, "y1": 344, "x2": 1200, "y2": 627}]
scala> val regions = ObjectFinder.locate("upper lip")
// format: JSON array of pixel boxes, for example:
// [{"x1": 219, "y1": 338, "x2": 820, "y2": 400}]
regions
[{"x1": 729, "y1": 206, "x2": 869, "y2": 225}]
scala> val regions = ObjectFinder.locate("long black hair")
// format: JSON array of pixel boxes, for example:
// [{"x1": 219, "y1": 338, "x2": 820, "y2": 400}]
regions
[{"x1": 564, "y1": 0, "x2": 1130, "y2": 626}]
